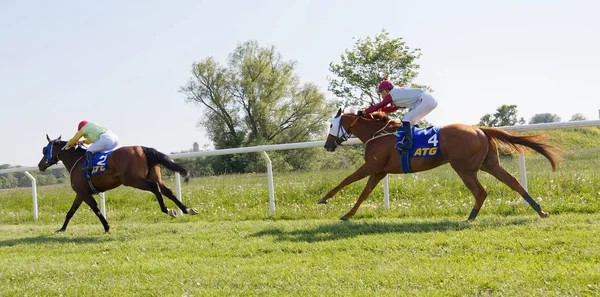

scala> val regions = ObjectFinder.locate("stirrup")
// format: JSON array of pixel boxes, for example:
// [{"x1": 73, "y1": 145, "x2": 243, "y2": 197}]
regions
[{"x1": 396, "y1": 141, "x2": 412, "y2": 151}]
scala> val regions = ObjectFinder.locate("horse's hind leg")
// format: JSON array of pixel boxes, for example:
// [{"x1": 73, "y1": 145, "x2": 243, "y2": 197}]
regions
[
  {"x1": 122, "y1": 176, "x2": 175, "y2": 217},
  {"x1": 341, "y1": 172, "x2": 387, "y2": 220},
  {"x1": 159, "y1": 185, "x2": 198, "y2": 215},
  {"x1": 481, "y1": 161, "x2": 548, "y2": 218},
  {"x1": 455, "y1": 170, "x2": 488, "y2": 221},
  {"x1": 81, "y1": 193, "x2": 110, "y2": 232},
  {"x1": 147, "y1": 166, "x2": 198, "y2": 215}
]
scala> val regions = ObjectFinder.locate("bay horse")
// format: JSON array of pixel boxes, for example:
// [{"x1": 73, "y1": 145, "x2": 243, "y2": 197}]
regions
[
  {"x1": 320, "y1": 108, "x2": 562, "y2": 221},
  {"x1": 38, "y1": 135, "x2": 198, "y2": 233}
]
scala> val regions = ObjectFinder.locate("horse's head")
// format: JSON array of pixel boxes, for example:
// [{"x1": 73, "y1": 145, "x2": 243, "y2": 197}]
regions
[
  {"x1": 324, "y1": 107, "x2": 396, "y2": 152},
  {"x1": 38, "y1": 134, "x2": 67, "y2": 171},
  {"x1": 324, "y1": 108, "x2": 354, "y2": 152}
]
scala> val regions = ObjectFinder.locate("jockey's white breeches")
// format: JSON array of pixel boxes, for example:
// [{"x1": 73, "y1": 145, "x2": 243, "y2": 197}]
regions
[
  {"x1": 402, "y1": 92, "x2": 438, "y2": 126},
  {"x1": 88, "y1": 132, "x2": 119, "y2": 154}
]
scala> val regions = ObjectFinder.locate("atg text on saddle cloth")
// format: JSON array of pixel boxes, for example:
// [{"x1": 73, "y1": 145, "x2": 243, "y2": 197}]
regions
[{"x1": 396, "y1": 126, "x2": 441, "y2": 158}]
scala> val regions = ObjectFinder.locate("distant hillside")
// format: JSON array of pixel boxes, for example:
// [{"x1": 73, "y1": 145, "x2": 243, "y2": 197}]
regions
[{"x1": 523, "y1": 126, "x2": 600, "y2": 152}]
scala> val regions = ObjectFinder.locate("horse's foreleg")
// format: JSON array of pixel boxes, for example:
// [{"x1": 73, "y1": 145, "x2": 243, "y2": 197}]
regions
[
  {"x1": 57, "y1": 195, "x2": 83, "y2": 233},
  {"x1": 341, "y1": 172, "x2": 387, "y2": 220},
  {"x1": 81, "y1": 194, "x2": 110, "y2": 232},
  {"x1": 160, "y1": 185, "x2": 198, "y2": 215},
  {"x1": 318, "y1": 163, "x2": 372, "y2": 204}
]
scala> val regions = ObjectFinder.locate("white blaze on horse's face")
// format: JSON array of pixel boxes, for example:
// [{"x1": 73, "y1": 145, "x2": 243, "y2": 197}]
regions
[{"x1": 328, "y1": 115, "x2": 347, "y2": 138}]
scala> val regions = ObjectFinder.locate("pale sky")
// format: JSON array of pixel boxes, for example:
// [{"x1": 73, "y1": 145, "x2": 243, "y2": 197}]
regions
[{"x1": 1, "y1": 0, "x2": 598, "y2": 166}]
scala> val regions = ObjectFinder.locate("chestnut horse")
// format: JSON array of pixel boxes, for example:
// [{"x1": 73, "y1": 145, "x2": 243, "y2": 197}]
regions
[
  {"x1": 38, "y1": 135, "x2": 198, "y2": 232},
  {"x1": 320, "y1": 108, "x2": 562, "y2": 221}
]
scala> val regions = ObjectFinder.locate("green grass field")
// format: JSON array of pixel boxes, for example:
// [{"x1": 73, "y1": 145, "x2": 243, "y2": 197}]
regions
[{"x1": 1, "y1": 133, "x2": 599, "y2": 296}]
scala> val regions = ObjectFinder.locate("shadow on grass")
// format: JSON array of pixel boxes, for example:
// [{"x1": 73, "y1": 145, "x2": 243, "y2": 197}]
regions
[
  {"x1": 0, "y1": 234, "x2": 111, "y2": 247},
  {"x1": 251, "y1": 217, "x2": 534, "y2": 242}
]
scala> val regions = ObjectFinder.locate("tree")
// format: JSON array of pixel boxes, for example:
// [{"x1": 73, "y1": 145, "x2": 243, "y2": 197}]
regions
[
  {"x1": 180, "y1": 40, "x2": 332, "y2": 173},
  {"x1": 529, "y1": 113, "x2": 561, "y2": 124},
  {"x1": 478, "y1": 104, "x2": 525, "y2": 127},
  {"x1": 569, "y1": 113, "x2": 587, "y2": 121},
  {"x1": 328, "y1": 29, "x2": 429, "y2": 109}
]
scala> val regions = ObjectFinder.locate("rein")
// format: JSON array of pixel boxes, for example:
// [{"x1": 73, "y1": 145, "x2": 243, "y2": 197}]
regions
[
  {"x1": 69, "y1": 156, "x2": 83, "y2": 175},
  {"x1": 364, "y1": 120, "x2": 396, "y2": 146},
  {"x1": 340, "y1": 114, "x2": 397, "y2": 146}
]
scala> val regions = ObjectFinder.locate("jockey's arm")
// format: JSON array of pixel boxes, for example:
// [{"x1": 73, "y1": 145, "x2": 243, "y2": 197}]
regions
[
  {"x1": 66, "y1": 130, "x2": 85, "y2": 147},
  {"x1": 365, "y1": 94, "x2": 393, "y2": 113},
  {"x1": 381, "y1": 106, "x2": 400, "y2": 113},
  {"x1": 82, "y1": 139, "x2": 92, "y2": 145}
]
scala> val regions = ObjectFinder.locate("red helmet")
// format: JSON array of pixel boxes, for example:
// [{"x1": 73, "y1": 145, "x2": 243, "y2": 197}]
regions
[
  {"x1": 377, "y1": 79, "x2": 394, "y2": 92},
  {"x1": 78, "y1": 121, "x2": 89, "y2": 130}
]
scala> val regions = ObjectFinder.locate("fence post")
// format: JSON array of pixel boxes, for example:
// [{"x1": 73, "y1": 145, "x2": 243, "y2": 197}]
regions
[
  {"x1": 383, "y1": 175, "x2": 390, "y2": 209},
  {"x1": 24, "y1": 171, "x2": 38, "y2": 220},
  {"x1": 99, "y1": 192, "x2": 106, "y2": 217},
  {"x1": 518, "y1": 152, "x2": 528, "y2": 192},
  {"x1": 175, "y1": 172, "x2": 183, "y2": 216},
  {"x1": 261, "y1": 151, "x2": 275, "y2": 213},
  {"x1": 518, "y1": 152, "x2": 529, "y2": 204}
]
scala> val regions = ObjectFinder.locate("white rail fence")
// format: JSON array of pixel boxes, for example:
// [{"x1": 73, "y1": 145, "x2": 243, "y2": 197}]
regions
[{"x1": 2, "y1": 119, "x2": 599, "y2": 219}]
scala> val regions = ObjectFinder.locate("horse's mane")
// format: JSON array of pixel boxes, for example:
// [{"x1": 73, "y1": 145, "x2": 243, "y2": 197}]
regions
[
  {"x1": 347, "y1": 111, "x2": 395, "y2": 123},
  {"x1": 369, "y1": 111, "x2": 393, "y2": 122},
  {"x1": 52, "y1": 140, "x2": 87, "y2": 155}
]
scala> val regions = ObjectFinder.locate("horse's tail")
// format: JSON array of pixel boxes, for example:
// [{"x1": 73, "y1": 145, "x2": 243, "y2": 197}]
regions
[
  {"x1": 142, "y1": 146, "x2": 191, "y2": 183},
  {"x1": 479, "y1": 127, "x2": 562, "y2": 171}
]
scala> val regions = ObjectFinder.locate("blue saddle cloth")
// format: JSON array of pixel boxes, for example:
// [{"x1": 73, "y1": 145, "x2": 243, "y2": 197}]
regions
[
  {"x1": 83, "y1": 150, "x2": 113, "y2": 177},
  {"x1": 395, "y1": 126, "x2": 442, "y2": 173}
]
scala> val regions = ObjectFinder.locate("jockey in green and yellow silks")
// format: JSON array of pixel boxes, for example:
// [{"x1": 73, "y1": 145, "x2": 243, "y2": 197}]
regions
[{"x1": 66, "y1": 121, "x2": 119, "y2": 173}]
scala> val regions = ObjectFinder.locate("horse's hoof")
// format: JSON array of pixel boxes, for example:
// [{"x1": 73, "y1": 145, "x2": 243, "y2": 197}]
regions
[
  {"x1": 318, "y1": 199, "x2": 327, "y2": 204},
  {"x1": 339, "y1": 216, "x2": 348, "y2": 221},
  {"x1": 167, "y1": 209, "x2": 178, "y2": 217},
  {"x1": 56, "y1": 229, "x2": 65, "y2": 233},
  {"x1": 540, "y1": 212, "x2": 549, "y2": 218},
  {"x1": 187, "y1": 208, "x2": 199, "y2": 215}
]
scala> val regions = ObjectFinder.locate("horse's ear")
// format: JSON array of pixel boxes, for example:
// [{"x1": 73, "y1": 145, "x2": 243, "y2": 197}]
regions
[
  {"x1": 336, "y1": 108, "x2": 342, "y2": 117},
  {"x1": 58, "y1": 135, "x2": 62, "y2": 141},
  {"x1": 46, "y1": 134, "x2": 51, "y2": 142}
]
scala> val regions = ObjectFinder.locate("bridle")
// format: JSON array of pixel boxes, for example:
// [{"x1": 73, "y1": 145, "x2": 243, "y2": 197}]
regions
[
  {"x1": 334, "y1": 115, "x2": 362, "y2": 145},
  {"x1": 43, "y1": 142, "x2": 84, "y2": 175},
  {"x1": 334, "y1": 113, "x2": 396, "y2": 146},
  {"x1": 42, "y1": 142, "x2": 60, "y2": 167}
]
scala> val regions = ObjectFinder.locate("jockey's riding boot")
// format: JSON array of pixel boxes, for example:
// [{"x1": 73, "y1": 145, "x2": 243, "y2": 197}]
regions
[
  {"x1": 395, "y1": 121, "x2": 413, "y2": 151},
  {"x1": 82, "y1": 151, "x2": 94, "y2": 173}
]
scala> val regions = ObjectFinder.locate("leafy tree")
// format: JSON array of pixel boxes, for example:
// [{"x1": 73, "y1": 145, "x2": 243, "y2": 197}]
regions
[
  {"x1": 180, "y1": 40, "x2": 332, "y2": 173},
  {"x1": 529, "y1": 113, "x2": 561, "y2": 124},
  {"x1": 569, "y1": 113, "x2": 587, "y2": 121},
  {"x1": 328, "y1": 29, "x2": 432, "y2": 124},
  {"x1": 328, "y1": 29, "x2": 429, "y2": 107},
  {"x1": 0, "y1": 174, "x2": 17, "y2": 189},
  {"x1": 478, "y1": 104, "x2": 525, "y2": 127}
]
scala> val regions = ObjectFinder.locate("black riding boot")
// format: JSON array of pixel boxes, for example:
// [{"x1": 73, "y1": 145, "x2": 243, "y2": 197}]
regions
[
  {"x1": 82, "y1": 151, "x2": 94, "y2": 173},
  {"x1": 395, "y1": 121, "x2": 413, "y2": 151}
]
